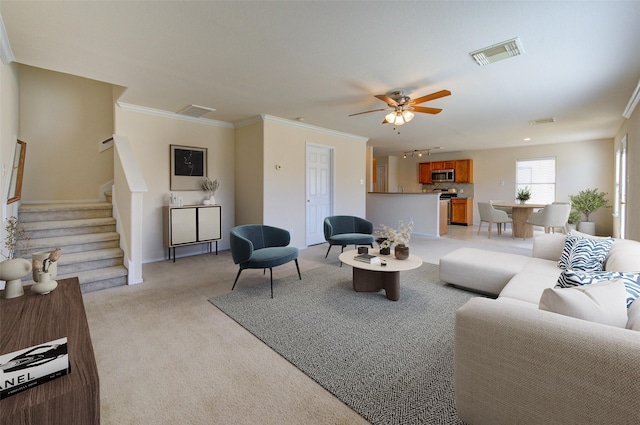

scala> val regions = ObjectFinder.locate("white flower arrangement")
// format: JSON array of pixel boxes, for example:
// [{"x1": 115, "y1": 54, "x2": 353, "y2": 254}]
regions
[
  {"x1": 376, "y1": 219, "x2": 414, "y2": 248},
  {"x1": 201, "y1": 178, "x2": 220, "y2": 195}
]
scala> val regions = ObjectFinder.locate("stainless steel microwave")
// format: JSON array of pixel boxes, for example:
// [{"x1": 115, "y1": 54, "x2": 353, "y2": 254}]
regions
[{"x1": 431, "y1": 169, "x2": 455, "y2": 182}]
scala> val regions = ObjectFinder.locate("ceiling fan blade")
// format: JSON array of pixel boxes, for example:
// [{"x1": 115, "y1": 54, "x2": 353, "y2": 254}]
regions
[
  {"x1": 348, "y1": 108, "x2": 389, "y2": 117},
  {"x1": 410, "y1": 90, "x2": 451, "y2": 105},
  {"x1": 412, "y1": 106, "x2": 443, "y2": 114},
  {"x1": 375, "y1": 94, "x2": 399, "y2": 106}
]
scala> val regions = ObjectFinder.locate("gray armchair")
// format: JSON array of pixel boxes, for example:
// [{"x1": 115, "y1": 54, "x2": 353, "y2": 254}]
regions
[
  {"x1": 323, "y1": 215, "x2": 374, "y2": 258},
  {"x1": 230, "y1": 224, "x2": 301, "y2": 298}
]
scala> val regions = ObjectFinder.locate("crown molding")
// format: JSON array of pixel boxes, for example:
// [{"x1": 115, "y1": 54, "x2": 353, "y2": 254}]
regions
[
  {"x1": 0, "y1": 14, "x2": 16, "y2": 64},
  {"x1": 260, "y1": 114, "x2": 369, "y2": 142},
  {"x1": 117, "y1": 102, "x2": 234, "y2": 128},
  {"x1": 623, "y1": 78, "x2": 640, "y2": 119}
]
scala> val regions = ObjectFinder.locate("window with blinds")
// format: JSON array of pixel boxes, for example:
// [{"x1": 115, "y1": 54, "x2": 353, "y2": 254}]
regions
[{"x1": 516, "y1": 157, "x2": 556, "y2": 204}]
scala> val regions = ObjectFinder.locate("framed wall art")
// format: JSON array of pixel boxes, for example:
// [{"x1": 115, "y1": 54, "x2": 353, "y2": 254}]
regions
[
  {"x1": 7, "y1": 140, "x2": 26, "y2": 204},
  {"x1": 170, "y1": 145, "x2": 207, "y2": 191}
]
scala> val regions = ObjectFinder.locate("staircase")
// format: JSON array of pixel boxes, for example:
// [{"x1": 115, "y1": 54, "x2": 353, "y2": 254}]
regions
[{"x1": 17, "y1": 202, "x2": 128, "y2": 293}]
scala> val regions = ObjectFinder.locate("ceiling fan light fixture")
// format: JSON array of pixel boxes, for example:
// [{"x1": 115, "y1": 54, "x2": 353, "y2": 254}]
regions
[
  {"x1": 385, "y1": 112, "x2": 396, "y2": 123},
  {"x1": 470, "y1": 37, "x2": 524, "y2": 66},
  {"x1": 402, "y1": 110, "x2": 414, "y2": 122}
]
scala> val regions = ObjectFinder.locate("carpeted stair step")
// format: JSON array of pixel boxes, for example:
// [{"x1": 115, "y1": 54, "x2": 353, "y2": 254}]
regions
[
  {"x1": 23, "y1": 248, "x2": 124, "y2": 283},
  {"x1": 17, "y1": 232, "x2": 121, "y2": 255},
  {"x1": 18, "y1": 202, "x2": 113, "y2": 222},
  {"x1": 57, "y1": 266, "x2": 128, "y2": 293},
  {"x1": 20, "y1": 217, "x2": 117, "y2": 239}
]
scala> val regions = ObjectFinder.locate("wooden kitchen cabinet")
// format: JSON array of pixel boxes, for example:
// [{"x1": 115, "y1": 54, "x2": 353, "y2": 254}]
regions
[
  {"x1": 454, "y1": 159, "x2": 473, "y2": 183},
  {"x1": 451, "y1": 198, "x2": 473, "y2": 226},
  {"x1": 430, "y1": 161, "x2": 455, "y2": 170},
  {"x1": 419, "y1": 162, "x2": 432, "y2": 183},
  {"x1": 163, "y1": 205, "x2": 222, "y2": 261}
]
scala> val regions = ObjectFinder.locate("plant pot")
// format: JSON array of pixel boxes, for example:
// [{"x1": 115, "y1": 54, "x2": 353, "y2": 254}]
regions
[
  {"x1": 379, "y1": 247, "x2": 391, "y2": 256},
  {"x1": 394, "y1": 244, "x2": 409, "y2": 260},
  {"x1": 32, "y1": 251, "x2": 58, "y2": 282},
  {"x1": 577, "y1": 221, "x2": 596, "y2": 235},
  {"x1": 31, "y1": 272, "x2": 58, "y2": 295}
]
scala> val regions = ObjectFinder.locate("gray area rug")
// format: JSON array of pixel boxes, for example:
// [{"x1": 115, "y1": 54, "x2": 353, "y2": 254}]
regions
[{"x1": 209, "y1": 262, "x2": 477, "y2": 425}]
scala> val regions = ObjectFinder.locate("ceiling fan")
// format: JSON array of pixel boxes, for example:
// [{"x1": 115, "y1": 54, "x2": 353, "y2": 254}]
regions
[{"x1": 349, "y1": 89, "x2": 451, "y2": 125}]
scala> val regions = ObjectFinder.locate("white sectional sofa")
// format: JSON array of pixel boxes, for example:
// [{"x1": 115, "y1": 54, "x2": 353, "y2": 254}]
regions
[{"x1": 439, "y1": 232, "x2": 640, "y2": 425}]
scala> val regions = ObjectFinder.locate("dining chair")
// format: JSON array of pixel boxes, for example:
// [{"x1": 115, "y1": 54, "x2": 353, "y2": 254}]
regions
[
  {"x1": 526, "y1": 203, "x2": 571, "y2": 235},
  {"x1": 477, "y1": 202, "x2": 513, "y2": 239}
]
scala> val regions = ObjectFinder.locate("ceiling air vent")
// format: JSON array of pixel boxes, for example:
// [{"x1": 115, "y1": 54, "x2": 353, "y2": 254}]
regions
[
  {"x1": 470, "y1": 37, "x2": 524, "y2": 66},
  {"x1": 528, "y1": 117, "x2": 556, "y2": 125},
  {"x1": 177, "y1": 105, "x2": 216, "y2": 118}
]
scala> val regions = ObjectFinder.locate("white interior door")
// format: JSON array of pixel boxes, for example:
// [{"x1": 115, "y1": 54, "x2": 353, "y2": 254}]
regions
[{"x1": 306, "y1": 145, "x2": 333, "y2": 246}]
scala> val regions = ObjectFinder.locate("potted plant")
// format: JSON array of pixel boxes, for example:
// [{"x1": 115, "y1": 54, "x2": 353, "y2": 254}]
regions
[
  {"x1": 569, "y1": 188, "x2": 610, "y2": 235},
  {"x1": 516, "y1": 187, "x2": 531, "y2": 204}
]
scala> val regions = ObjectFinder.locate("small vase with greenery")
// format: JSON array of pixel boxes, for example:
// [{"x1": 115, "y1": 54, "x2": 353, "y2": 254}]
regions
[
  {"x1": 569, "y1": 188, "x2": 609, "y2": 222},
  {"x1": 516, "y1": 187, "x2": 531, "y2": 204}
]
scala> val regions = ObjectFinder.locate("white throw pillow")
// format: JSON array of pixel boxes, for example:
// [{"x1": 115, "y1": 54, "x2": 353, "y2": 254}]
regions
[
  {"x1": 627, "y1": 298, "x2": 640, "y2": 331},
  {"x1": 539, "y1": 280, "x2": 628, "y2": 328}
]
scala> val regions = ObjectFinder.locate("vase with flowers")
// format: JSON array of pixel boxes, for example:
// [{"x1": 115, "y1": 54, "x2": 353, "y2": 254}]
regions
[
  {"x1": 201, "y1": 178, "x2": 220, "y2": 205},
  {"x1": 375, "y1": 219, "x2": 414, "y2": 260},
  {"x1": 31, "y1": 248, "x2": 62, "y2": 294}
]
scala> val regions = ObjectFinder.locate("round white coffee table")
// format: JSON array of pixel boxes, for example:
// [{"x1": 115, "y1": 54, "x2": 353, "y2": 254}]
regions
[{"x1": 338, "y1": 248, "x2": 422, "y2": 301}]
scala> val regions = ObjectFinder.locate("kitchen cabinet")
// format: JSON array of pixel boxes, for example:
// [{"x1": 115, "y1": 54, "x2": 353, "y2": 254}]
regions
[
  {"x1": 430, "y1": 161, "x2": 455, "y2": 170},
  {"x1": 419, "y1": 159, "x2": 473, "y2": 184},
  {"x1": 451, "y1": 198, "x2": 473, "y2": 226},
  {"x1": 419, "y1": 162, "x2": 432, "y2": 184},
  {"x1": 454, "y1": 159, "x2": 473, "y2": 183},
  {"x1": 163, "y1": 205, "x2": 222, "y2": 261}
]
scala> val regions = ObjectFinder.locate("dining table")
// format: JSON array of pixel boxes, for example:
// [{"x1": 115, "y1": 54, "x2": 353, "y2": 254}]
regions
[{"x1": 493, "y1": 202, "x2": 547, "y2": 239}]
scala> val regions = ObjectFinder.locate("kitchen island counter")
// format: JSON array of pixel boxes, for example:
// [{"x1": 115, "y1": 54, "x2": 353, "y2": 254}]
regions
[{"x1": 366, "y1": 192, "x2": 442, "y2": 237}]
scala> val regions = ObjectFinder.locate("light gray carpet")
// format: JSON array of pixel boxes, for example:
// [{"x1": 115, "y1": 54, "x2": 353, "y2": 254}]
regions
[{"x1": 209, "y1": 262, "x2": 478, "y2": 425}]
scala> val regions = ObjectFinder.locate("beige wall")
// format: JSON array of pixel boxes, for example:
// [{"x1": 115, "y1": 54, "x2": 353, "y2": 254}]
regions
[
  {"x1": 234, "y1": 120, "x2": 264, "y2": 225},
  {"x1": 1, "y1": 61, "x2": 20, "y2": 257},
  {"x1": 235, "y1": 116, "x2": 368, "y2": 248},
  {"x1": 387, "y1": 138, "x2": 615, "y2": 236},
  {"x1": 115, "y1": 106, "x2": 235, "y2": 263},
  {"x1": 18, "y1": 65, "x2": 114, "y2": 201}
]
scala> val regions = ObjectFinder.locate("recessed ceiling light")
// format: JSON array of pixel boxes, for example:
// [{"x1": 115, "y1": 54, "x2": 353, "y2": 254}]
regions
[
  {"x1": 470, "y1": 37, "x2": 525, "y2": 66},
  {"x1": 176, "y1": 104, "x2": 216, "y2": 118},
  {"x1": 523, "y1": 137, "x2": 531, "y2": 141}
]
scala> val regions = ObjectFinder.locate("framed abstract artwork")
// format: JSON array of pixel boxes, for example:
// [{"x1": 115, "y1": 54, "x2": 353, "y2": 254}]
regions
[{"x1": 170, "y1": 145, "x2": 207, "y2": 190}]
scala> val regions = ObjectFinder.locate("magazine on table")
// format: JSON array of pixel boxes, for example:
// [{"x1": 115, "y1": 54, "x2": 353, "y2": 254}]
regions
[
  {"x1": 354, "y1": 254, "x2": 381, "y2": 264},
  {"x1": 0, "y1": 337, "x2": 70, "y2": 399}
]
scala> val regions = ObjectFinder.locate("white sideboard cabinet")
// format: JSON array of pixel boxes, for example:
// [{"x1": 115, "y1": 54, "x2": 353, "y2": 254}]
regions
[{"x1": 163, "y1": 205, "x2": 222, "y2": 262}]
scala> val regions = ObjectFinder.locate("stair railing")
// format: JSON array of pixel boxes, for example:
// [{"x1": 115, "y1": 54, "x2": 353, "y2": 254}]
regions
[{"x1": 112, "y1": 135, "x2": 148, "y2": 284}]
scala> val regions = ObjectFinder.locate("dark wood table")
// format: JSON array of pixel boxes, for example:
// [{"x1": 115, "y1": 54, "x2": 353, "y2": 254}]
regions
[
  {"x1": 493, "y1": 203, "x2": 546, "y2": 238},
  {"x1": 1, "y1": 277, "x2": 100, "y2": 424}
]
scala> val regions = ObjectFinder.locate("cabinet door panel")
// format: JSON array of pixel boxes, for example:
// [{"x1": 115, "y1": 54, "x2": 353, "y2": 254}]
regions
[
  {"x1": 198, "y1": 206, "x2": 221, "y2": 241},
  {"x1": 419, "y1": 163, "x2": 432, "y2": 184},
  {"x1": 171, "y1": 208, "x2": 197, "y2": 244}
]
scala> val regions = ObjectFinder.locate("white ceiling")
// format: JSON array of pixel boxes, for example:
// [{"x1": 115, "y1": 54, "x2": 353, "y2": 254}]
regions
[{"x1": 3, "y1": 1, "x2": 640, "y2": 156}]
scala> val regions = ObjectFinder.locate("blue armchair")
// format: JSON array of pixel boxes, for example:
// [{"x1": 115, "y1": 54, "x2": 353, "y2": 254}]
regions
[
  {"x1": 323, "y1": 215, "x2": 374, "y2": 258},
  {"x1": 230, "y1": 224, "x2": 301, "y2": 298}
]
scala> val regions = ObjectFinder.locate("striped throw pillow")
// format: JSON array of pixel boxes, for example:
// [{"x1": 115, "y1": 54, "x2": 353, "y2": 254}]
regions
[
  {"x1": 557, "y1": 269, "x2": 640, "y2": 308},
  {"x1": 557, "y1": 233, "x2": 614, "y2": 272}
]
